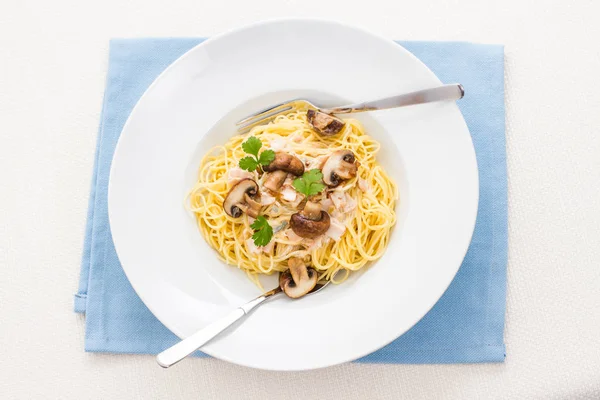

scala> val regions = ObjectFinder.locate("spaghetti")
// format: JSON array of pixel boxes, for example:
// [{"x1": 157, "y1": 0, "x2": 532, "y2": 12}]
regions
[{"x1": 188, "y1": 110, "x2": 398, "y2": 288}]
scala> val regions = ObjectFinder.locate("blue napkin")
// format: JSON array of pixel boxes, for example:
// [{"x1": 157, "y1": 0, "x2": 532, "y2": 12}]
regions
[{"x1": 75, "y1": 39, "x2": 506, "y2": 363}]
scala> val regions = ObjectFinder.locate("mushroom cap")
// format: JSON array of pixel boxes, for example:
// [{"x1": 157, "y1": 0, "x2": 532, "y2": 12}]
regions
[
  {"x1": 223, "y1": 179, "x2": 260, "y2": 218},
  {"x1": 307, "y1": 109, "x2": 345, "y2": 136},
  {"x1": 322, "y1": 150, "x2": 358, "y2": 187},
  {"x1": 263, "y1": 152, "x2": 305, "y2": 176},
  {"x1": 279, "y1": 270, "x2": 292, "y2": 288},
  {"x1": 290, "y1": 210, "x2": 331, "y2": 238},
  {"x1": 279, "y1": 266, "x2": 318, "y2": 299}
]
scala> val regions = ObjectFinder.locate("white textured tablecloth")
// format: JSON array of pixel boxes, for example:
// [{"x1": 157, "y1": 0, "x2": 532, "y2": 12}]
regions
[{"x1": 1, "y1": 0, "x2": 599, "y2": 399}]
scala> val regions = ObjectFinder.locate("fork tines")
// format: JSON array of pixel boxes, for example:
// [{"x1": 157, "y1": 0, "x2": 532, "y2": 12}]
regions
[{"x1": 236, "y1": 101, "x2": 296, "y2": 133}]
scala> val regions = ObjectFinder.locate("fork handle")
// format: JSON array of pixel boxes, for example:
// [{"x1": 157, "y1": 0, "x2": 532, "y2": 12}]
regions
[
  {"x1": 156, "y1": 288, "x2": 281, "y2": 368},
  {"x1": 320, "y1": 84, "x2": 464, "y2": 114}
]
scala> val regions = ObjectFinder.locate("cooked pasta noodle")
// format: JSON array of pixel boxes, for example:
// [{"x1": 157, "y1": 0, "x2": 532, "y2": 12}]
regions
[{"x1": 188, "y1": 110, "x2": 397, "y2": 288}]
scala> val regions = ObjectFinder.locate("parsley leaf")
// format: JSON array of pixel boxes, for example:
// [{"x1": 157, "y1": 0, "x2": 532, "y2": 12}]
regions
[
  {"x1": 293, "y1": 169, "x2": 326, "y2": 197},
  {"x1": 257, "y1": 149, "x2": 276, "y2": 166},
  {"x1": 241, "y1": 136, "x2": 262, "y2": 157},
  {"x1": 239, "y1": 156, "x2": 258, "y2": 172},
  {"x1": 292, "y1": 178, "x2": 308, "y2": 195},
  {"x1": 238, "y1": 137, "x2": 275, "y2": 172},
  {"x1": 303, "y1": 169, "x2": 324, "y2": 185},
  {"x1": 250, "y1": 216, "x2": 273, "y2": 247}
]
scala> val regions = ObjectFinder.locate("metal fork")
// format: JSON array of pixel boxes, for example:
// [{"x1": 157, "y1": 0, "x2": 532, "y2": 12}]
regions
[
  {"x1": 156, "y1": 273, "x2": 337, "y2": 368},
  {"x1": 236, "y1": 83, "x2": 464, "y2": 133}
]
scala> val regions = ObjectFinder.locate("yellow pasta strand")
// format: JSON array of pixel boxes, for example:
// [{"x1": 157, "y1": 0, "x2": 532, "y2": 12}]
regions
[{"x1": 187, "y1": 111, "x2": 398, "y2": 286}]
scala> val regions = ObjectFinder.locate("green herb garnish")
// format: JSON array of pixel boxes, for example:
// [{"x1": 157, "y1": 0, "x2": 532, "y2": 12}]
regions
[
  {"x1": 238, "y1": 137, "x2": 275, "y2": 172},
  {"x1": 250, "y1": 215, "x2": 274, "y2": 247},
  {"x1": 292, "y1": 169, "x2": 326, "y2": 197}
]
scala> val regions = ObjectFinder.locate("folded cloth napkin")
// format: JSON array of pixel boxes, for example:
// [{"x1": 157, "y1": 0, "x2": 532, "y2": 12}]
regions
[{"x1": 75, "y1": 38, "x2": 506, "y2": 363}]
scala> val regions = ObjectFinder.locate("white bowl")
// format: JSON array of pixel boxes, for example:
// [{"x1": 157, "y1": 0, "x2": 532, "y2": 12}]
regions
[{"x1": 108, "y1": 19, "x2": 478, "y2": 371}]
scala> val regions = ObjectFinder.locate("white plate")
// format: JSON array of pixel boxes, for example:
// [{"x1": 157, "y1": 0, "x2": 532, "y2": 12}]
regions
[{"x1": 108, "y1": 19, "x2": 478, "y2": 371}]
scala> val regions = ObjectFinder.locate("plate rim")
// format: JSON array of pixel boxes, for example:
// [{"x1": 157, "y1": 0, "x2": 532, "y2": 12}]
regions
[{"x1": 108, "y1": 18, "x2": 479, "y2": 371}]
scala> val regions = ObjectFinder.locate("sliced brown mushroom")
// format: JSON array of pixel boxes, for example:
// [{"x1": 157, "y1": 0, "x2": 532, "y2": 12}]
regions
[
  {"x1": 223, "y1": 179, "x2": 262, "y2": 218},
  {"x1": 279, "y1": 257, "x2": 318, "y2": 298},
  {"x1": 307, "y1": 109, "x2": 345, "y2": 136},
  {"x1": 243, "y1": 193, "x2": 262, "y2": 218},
  {"x1": 263, "y1": 170, "x2": 288, "y2": 192},
  {"x1": 263, "y1": 152, "x2": 305, "y2": 176},
  {"x1": 279, "y1": 270, "x2": 292, "y2": 288},
  {"x1": 290, "y1": 201, "x2": 331, "y2": 238},
  {"x1": 322, "y1": 150, "x2": 358, "y2": 187}
]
